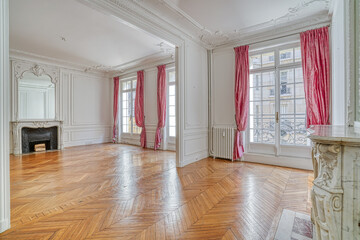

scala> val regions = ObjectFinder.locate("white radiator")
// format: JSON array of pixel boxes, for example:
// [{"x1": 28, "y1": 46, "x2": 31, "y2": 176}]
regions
[{"x1": 212, "y1": 127, "x2": 235, "y2": 161}]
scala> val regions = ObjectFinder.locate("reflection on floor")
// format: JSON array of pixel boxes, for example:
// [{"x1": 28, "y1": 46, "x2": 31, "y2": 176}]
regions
[{"x1": 0, "y1": 143, "x2": 313, "y2": 239}]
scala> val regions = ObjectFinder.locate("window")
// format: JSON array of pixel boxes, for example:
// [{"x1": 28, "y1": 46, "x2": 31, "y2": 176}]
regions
[
  {"x1": 120, "y1": 77, "x2": 141, "y2": 135},
  {"x1": 248, "y1": 43, "x2": 308, "y2": 157},
  {"x1": 167, "y1": 69, "x2": 176, "y2": 138}
]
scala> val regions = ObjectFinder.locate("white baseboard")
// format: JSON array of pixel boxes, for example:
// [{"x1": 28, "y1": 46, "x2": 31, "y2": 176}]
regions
[
  {"x1": 182, "y1": 150, "x2": 209, "y2": 167},
  {"x1": 0, "y1": 218, "x2": 10, "y2": 233},
  {"x1": 243, "y1": 153, "x2": 313, "y2": 171}
]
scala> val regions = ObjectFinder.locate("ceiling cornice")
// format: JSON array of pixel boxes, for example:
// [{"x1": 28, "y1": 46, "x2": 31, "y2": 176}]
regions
[
  {"x1": 154, "y1": 0, "x2": 331, "y2": 48},
  {"x1": 113, "y1": 54, "x2": 174, "y2": 77},
  {"x1": 9, "y1": 49, "x2": 106, "y2": 75}
]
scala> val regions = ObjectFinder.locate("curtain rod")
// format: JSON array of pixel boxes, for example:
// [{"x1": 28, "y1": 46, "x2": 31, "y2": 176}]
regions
[{"x1": 237, "y1": 23, "x2": 331, "y2": 48}]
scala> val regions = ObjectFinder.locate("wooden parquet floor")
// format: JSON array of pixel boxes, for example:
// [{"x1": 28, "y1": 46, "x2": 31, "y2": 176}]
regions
[{"x1": 0, "y1": 143, "x2": 313, "y2": 240}]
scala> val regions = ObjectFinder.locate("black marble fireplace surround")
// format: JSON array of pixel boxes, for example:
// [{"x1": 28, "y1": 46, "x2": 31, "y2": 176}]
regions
[{"x1": 21, "y1": 127, "x2": 58, "y2": 153}]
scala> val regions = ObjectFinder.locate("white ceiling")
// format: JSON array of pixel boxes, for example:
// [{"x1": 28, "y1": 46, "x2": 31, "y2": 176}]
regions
[
  {"x1": 167, "y1": 0, "x2": 330, "y2": 32},
  {"x1": 10, "y1": 0, "x2": 330, "y2": 67},
  {"x1": 10, "y1": 0, "x2": 169, "y2": 69}
]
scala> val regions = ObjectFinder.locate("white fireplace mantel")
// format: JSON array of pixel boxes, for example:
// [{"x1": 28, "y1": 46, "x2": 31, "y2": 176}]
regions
[
  {"x1": 308, "y1": 125, "x2": 360, "y2": 240},
  {"x1": 11, "y1": 120, "x2": 64, "y2": 155}
]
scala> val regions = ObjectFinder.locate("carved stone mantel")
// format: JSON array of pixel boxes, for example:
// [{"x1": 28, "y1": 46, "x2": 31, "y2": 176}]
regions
[
  {"x1": 308, "y1": 125, "x2": 360, "y2": 240},
  {"x1": 11, "y1": 120, "x2": 63, "y2": 155}
]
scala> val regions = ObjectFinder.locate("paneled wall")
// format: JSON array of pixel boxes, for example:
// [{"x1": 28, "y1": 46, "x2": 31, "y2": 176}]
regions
[
  {"x1": 10, "y1": 58, "x2": 112, "y2": 151},
  {"x1": 181, "y1": 40, "x2": 209, "y2": 166},
  {"x1": 60, "y1": 69, "x2": 112, "y2": 147}
]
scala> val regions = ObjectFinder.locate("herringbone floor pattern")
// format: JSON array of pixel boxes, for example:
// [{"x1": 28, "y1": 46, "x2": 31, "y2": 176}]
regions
[{"x1": 0, "y1": 143, "x2": 313, "y2": 239}]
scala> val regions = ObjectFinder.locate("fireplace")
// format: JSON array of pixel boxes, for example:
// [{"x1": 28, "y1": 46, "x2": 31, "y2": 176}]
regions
[{"x1": 21, "y1": 127, "x2": 58, "y2": 153}]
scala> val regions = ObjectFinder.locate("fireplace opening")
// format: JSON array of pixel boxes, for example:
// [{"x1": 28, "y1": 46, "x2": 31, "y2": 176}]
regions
[{"x1": 21, "y1": 127, "x2": 58, "y2": 154}]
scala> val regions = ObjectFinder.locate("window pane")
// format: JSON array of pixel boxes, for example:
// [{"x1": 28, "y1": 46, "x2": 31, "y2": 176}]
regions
[
  {"x1": 250, "y1": 73, "x2": 261, "y2": 88},
  {"x1": 169, "y1": 71, "x2": 175, "y2": 82},
  {"x1": 262, "y1": 101, "x2": 275, "y2": 115},
  {"x1": 295, "y1": 117, "x2": 306, "y2": 130},
  {"x1": 122, "y1": 109, "x2": 128, "y2": 117},
  {"x1": 295, "y1": 130, "x2": 307, "y2": 145},
  {"x1": 280, "y1": 117, "x2": 294, "y2": 145},
  {"x1": 250, "y1": 129, "x2": 261, "y2": 143},
  {"x1": 122, "y1": 81, "x2": 131, "y2": 90},
  {"x1": 169, "y1": 85, "x2": 175, "y2": 96},
  {"x1": 169, "y1": 106, "x2": 175, "y2": 116},
  {"x1": 280, "y1": 84, "x2": 294, "y2": 98},
  {"x1": 250, "y1": 55, "x2": 261, "y2": 69},
  {"x1": 132, "y1": 80, "x2": 137, "y2": 89},
  {"x1": 280, "y1": 48, "x2": 294, "y2": 64},
  {"x1": 280, "y1": 69, "x2": 294, "y2": 84},
  {"x1": 169, "y1": 116, "x2": 176, "y2": 127},
  {"x1": 294, "y1": 47, "x2": 301, "y2": 62},
  {"x1": 262, "y1": 129, "x2": 275, "y2": 143},
  {"x1": 249, "y1": 102, "x2": 261, "y2": 117},
  {"x1": 169, "y1": 127, "x2": 176, "y2": 137},
  {"x1": 250, "y1": 87, "x2": 261, "y2": 101},
  {"x1": 280, "y1": 100, "x2": 294, "y2": 114},
  {"x1": 263, "y1": 86, "x2": 275, "y2": 100},
  {"x1": 122, "y1": 124, "x2": 129, "y2": 133},
  {"x1": 295, "y1": 99, "x2": 306, "y2": 114},
  {"x1": 169, "y1": 96, "x2": 175, "y2": 106},
  {"x1": 262, "y1": 71, "x2": 275, "y2": 86},
  {"x1": 122, "y1": 92, "x2": 128, "y2": 101},
  {"x1": 263, "y1": 118, "x2": 275, "y2": 130},
  {"x1": 295, "y1": 68, "x2": 303, "y2": 83},
  {"x1": 262, "y1": 52, "x2": 274, "y2": 67},
  {"x1": 295, "y1": 83, "x2": 305, "y2": 98},
  {"x1": 122, "y1": 100, "x2": 128, "y2": 109},
  {"x1": 249, "y1": 116, "x2": 261, "y2": 128}
]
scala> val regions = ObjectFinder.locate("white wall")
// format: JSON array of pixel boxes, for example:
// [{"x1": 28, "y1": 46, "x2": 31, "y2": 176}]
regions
[
  {"x1": 0, "y1": 0, "x2": 10, "y2": 233},
  {"x1": 60, "y1": 69, "x2": 112, "y2": 147},
  {"x1": 181, "y1": 40, "x2": 209, "y2": 166},
  {"x1": 331, "y1": 0, "x2": 346, "y2": 125}
]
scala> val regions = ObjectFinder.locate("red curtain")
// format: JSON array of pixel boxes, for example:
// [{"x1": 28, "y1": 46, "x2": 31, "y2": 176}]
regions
[
  {"x1": 154, "y1": 65, "x2": 167, "y2": 150},
  {"x1": 135, "y1": 70, "x2": 146, "y2": 148},
  {"x1": 113, "y1": 77, "x2": 120, "y2": 143},
  {"x1": 233, "y1": 46, "x2": 250, "y2": 160},
  {"x1": 300, "y1": 27, "x2": 330, "y2": 128}
]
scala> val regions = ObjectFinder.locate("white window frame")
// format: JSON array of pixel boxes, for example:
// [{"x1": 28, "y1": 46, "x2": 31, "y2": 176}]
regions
[
  {"x1": 166, "y1": 66, "x2": 176, "y2": 145},
  {"x1": 246, "y1": 41, "x2": 311, "y2": 158},
  {"x1": 119, "y1": 75, "x2": 140, "y2": 138}
]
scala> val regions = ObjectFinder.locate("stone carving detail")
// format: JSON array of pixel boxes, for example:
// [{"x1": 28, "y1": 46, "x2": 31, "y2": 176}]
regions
[
  {"x1": 13, "y1": 61, "x2": 59, "y2": 83},
  {"x1": 32, "y1": 121, "x2": 49, "y2": 128},
  {"x1": 311, "y1": 188, "x2": 342, "y2": 240},
  {"x1": 312, "y1": 143, "x2": 341, "y2": 189},
  {"x1": 331, "y1": 194, "x2": 342, "y2": 211},
  {"x1": 30, "y1": 65, "x2": 45, "y2": 77}
]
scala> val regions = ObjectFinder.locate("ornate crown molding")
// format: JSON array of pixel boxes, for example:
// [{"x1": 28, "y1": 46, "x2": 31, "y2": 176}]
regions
[
  {"x1": 13, "y1": 60, "x2": 60, "y2": 84},
  {"x1": 158, "y1": 0, "x2": 331, "y2": 48},
  {"x1": 85, "y1": 42, "x2": 175, "y2": 74}
]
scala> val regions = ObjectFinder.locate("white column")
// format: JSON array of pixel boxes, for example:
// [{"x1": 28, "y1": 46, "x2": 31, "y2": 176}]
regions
[{"x1": 0, "y1": 0, "x2": 10, "y2": 233}]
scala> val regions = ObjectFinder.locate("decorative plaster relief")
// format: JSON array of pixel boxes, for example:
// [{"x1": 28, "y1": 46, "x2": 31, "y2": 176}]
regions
[{"x1": 313, "y1": 143, "x2": 341, "y2": 190}]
